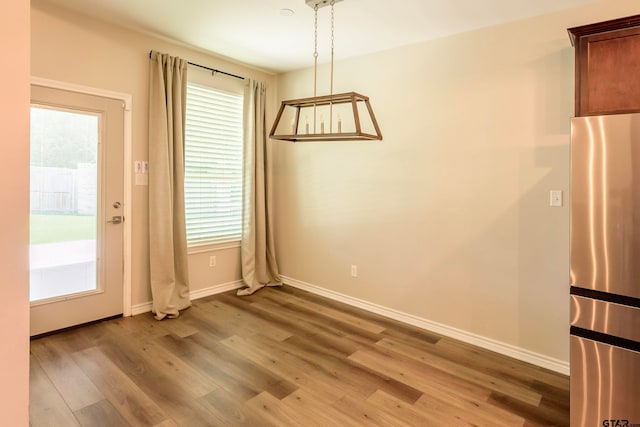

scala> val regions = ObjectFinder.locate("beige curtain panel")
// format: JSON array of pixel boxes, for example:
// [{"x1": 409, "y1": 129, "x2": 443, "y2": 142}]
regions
[
  {"x1": 238, "y1": 79, "x2": 281, "y2": 296},
  {"x1": 148, "y1": 51, "x2": 191, "y2": 319}
]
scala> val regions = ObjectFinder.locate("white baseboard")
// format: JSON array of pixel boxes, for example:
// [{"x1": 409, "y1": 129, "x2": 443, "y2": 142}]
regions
[
  {"x1": 190, "y1": 280, "x2": 244, "y2": 300},
  {"x1": 281, "y1": 275, "x2": 570, "y2": 376},
  {"x1": 131, "y1": 301, "x2": 153, "y2": 316},
  {"x1": 130, "y1": 280, "x2": 244, "y2": 316}
]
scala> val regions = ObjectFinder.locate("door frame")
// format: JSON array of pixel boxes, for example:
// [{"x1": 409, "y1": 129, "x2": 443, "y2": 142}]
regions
[{"x1": 31, "y1": 76, "x2": 133, "y2": 317}]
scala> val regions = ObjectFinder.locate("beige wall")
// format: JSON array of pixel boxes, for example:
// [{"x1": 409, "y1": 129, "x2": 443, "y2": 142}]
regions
[
  {"x1": 31, "y1": 1, "x2": 276, "y2": 306},
  {"x1": 0, "y1": 0, "x2": 30, "y2": 423},
  {"x1": 273, "y1": 0, "x2": 639, "y2": 363}
]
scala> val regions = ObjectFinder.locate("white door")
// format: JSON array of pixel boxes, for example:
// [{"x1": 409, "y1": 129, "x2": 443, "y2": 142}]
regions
[{"x1": 30, "y1": 84, "x2": 124, "y2": 336}]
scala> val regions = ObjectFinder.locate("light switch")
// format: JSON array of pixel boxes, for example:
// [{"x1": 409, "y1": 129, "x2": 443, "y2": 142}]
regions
[
  {"x1": 550, "y1": 190, "x2": 563, "y2": 207},
  {"x1": 135, "y1": 160, "x2": 149, "y2": 186}
]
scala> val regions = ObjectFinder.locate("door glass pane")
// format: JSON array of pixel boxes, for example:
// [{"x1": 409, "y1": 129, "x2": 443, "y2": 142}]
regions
[{"x1": 30, "y1": 106, "x2": 99, "y2": 302}]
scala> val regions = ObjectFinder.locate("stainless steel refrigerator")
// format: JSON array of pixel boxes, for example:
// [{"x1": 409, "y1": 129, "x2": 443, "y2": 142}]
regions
[{"x1": 570, "y1": 113, "x2": 640, "y2": 426}]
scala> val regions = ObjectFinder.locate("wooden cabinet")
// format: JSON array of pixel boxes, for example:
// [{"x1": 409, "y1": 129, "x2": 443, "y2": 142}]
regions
[{"x1": 569, "y1": 15, "x2": 640, "y2": 116}]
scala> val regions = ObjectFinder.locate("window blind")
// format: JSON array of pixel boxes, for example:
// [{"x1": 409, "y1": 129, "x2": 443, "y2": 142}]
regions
[{"x1": 184, "y1": 83, "x2": 243, "y2": 246}]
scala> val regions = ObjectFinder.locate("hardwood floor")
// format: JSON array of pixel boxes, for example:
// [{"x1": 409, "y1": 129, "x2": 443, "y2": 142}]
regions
[{"x1": 30, "y1": 285, "x2": 569, "y2": 426}]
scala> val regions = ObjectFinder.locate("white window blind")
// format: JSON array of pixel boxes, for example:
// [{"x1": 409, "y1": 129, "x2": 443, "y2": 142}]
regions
[{"x1": 184, "y1": 83, "x2": 243, "y2": 246}]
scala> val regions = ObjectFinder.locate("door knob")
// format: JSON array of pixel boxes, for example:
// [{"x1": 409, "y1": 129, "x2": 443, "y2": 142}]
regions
[{"x1": 107, "y1": 215, "x2": 123, "y2": 224}]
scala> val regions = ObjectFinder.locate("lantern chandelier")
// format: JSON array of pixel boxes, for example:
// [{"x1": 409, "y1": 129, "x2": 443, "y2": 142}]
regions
[{"x1": 269, "y1": 0, "x2": 382, "y2": 142}]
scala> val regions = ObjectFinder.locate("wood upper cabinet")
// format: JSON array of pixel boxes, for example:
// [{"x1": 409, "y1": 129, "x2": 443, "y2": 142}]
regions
[{"x1": 568, "y1": 15, "x2": 640, "y2": 116}]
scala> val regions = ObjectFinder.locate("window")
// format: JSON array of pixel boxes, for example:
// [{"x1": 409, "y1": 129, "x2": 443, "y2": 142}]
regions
[{"x1": 184, "y1": 83, "x2": 243, "y2": 246}]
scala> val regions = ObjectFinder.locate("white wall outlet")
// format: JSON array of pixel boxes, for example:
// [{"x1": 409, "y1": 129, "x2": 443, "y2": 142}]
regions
[
  {"x1": 209, "y1": 255, "x2": 216, "y2": 268},
  {"x1": 350, "y1": 264, "x2": 358, "y2": 277},
  {"x1": 550, "y1": 190, "x2": 563, "y2": 207}
]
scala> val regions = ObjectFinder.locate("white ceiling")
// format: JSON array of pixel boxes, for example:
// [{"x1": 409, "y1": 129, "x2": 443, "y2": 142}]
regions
[{"x1": 37, "y1": 0, "x2": 600, "y2": 73}]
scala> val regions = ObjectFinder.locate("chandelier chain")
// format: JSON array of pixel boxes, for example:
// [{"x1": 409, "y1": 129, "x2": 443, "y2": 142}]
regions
[
  {"x1": 330, "y1": 0, "x2": 335, "y2": 132},
  {"x1": 313, "y1": 4, "x2": 319, "y2": 132},
  {"x1": 313, "y1": 5, "x2": 319, "y2": 97},
  {"x1": 313, "y1": 5, "x2": 319, "y2": 62}
]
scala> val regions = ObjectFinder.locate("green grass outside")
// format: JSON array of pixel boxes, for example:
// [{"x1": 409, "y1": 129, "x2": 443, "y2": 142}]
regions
[{"x1": 30, "y1": 214, "x2": 96, "y2": 245}]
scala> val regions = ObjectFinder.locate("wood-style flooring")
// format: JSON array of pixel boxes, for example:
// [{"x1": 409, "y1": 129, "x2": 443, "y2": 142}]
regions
[{"x1": 30, "y1": 285, "x2": 569, "y2": 426}]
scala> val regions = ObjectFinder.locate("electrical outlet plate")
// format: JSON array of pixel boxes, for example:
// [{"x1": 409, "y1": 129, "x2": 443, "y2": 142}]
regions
[
  {"x1": 550, "y1": 190, "x2": 563, "y2": 207},
  {"x1": 306, "y1": 0, "x2": 344, "y2": 9}
]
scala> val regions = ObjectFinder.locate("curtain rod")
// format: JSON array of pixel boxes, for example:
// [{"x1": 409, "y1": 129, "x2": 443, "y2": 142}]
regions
[{"x1": 149, "y1": 50, "x2": 245, "y2": 80}]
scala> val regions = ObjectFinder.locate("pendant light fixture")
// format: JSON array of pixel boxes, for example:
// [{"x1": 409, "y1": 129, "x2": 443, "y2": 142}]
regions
[{"x1": 269, "y1": 0, "x2": 382, "y2": 142}]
